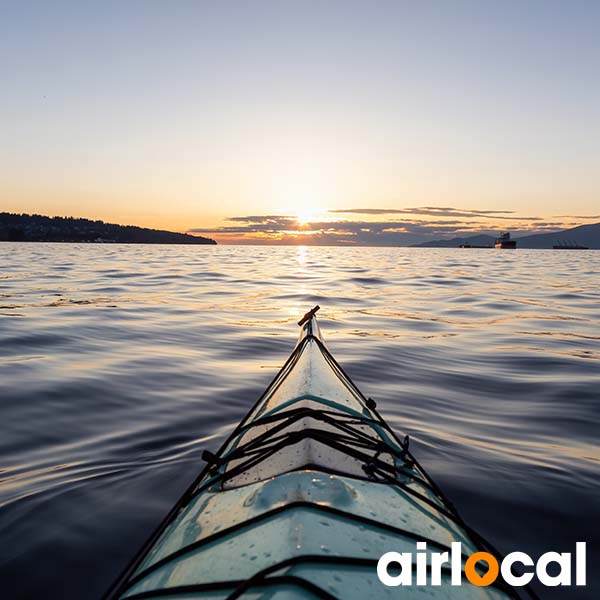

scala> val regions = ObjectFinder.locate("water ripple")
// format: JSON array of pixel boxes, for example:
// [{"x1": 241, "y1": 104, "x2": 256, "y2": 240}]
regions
[{"x1": 0, "y1": 243, "x2": 598, "y2": 599}]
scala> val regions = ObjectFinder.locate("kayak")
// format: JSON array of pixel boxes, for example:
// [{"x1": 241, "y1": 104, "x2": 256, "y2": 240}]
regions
[{"x1": 106, "y1": 307, "x2": 536, "y2": 599}]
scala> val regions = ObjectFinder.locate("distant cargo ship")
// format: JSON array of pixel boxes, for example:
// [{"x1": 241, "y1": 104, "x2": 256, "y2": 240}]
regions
[
  {"x1": 459, "y1": 243, "x2": 492, "y2": 248},
  {"x1": 553, "y1": 240, "x2": 589, "y2": 250},
  {"x1": 495, "y1": 232, "x2": 517, "y2": 249}
]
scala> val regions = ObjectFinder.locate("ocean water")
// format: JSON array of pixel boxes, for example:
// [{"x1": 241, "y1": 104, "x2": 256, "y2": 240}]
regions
[{"x1": 0, "y1": 243, "x2": 598, "y2": 599}]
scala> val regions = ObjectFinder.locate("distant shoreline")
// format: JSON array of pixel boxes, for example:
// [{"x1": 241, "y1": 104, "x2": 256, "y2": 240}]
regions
[
  {"x1": 0, "y1": 212, "x2": 217, "y2": 245},
  {"x1": 2, "y1": 240, "x2": 598, "y2": 249},
  {"x1": 0, "y1": 240, "x2": 218, "y2": 245}
]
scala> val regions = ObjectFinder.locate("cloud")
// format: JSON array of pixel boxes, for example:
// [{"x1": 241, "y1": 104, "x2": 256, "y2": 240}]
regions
[
  {"x1": 553, "y1": 214, "x2": 600, "y2": 219},
  {"x1": 189, "y1": 210, "x2": 568, "y2": 246},
  {"x1": 191, "y1": 216, "x2": 482, "y2": 235},
  {"x1": 227, "y1": 215, "x2": 297, "y2": 223},
  {"x1": 191, "y1": 215, "x2": 300, "y2": 234},
  {"x1": 329, "y1": 206, "x2": 543, "y2": 220}
]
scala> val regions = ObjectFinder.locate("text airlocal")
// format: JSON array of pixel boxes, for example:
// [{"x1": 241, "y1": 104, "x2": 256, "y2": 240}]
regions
[{"x1": 378, "y1": 542, "x2": 586, "y2": 588}]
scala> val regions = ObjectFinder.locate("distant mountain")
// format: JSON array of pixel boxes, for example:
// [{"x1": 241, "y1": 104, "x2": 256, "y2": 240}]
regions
[
  {"x1": 516, "y1": 222, "x2": 600, "y2": 249},
  {"x1": 412, "y1": 223, "x2": 600, "y2": 249},
  {"x1": 0, "y1": 213, "x2": 216, "y2": 245},
  {"x1": 412, "y1": 234, "x2": 495, "y2": 248}
]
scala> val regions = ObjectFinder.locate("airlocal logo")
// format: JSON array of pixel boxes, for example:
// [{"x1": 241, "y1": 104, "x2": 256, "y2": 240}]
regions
[{"x1": 378, "y1": 542, "x2": 587, "y2": 588}]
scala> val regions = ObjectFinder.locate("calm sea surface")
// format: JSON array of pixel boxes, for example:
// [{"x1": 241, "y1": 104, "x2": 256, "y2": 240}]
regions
[{"x1": 0, "y1": 243, "x2": 598, "y2": 599}]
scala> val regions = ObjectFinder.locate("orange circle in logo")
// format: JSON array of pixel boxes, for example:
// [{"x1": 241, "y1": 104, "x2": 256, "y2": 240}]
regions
[{"x1": 465, "y1": 552, "x2": 499, "y2": 587}]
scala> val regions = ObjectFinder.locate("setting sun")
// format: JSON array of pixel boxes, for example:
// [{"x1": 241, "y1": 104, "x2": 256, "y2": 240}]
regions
[{"x1": 295, "y1": 209, "x2": 318, "y2": 225}]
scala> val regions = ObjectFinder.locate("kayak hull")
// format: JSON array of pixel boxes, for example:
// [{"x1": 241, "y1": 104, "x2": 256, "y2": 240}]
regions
[{"x1": 108, "y1": 313, "x2": 526, "y2": 600}]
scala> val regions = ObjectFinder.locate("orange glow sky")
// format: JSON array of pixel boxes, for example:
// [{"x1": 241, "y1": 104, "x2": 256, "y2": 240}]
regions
[{"x1": 2, "y1": 3, "x2": 599, "y2": 245}]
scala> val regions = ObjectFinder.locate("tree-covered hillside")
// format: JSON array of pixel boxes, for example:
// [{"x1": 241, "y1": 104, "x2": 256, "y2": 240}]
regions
[{"x1": 0, "y1": 213, "x2": 216, "y2": 244}]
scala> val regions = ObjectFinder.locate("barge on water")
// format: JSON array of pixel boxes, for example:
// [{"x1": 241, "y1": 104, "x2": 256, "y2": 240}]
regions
[{"x1": 495, "y1": 232, "x2": 517, "y2": 249}]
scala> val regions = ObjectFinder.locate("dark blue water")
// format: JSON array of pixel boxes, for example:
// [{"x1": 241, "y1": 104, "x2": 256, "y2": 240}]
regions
[{"x1": 0, "y1": 243, "x2": 598, "y2": 599}]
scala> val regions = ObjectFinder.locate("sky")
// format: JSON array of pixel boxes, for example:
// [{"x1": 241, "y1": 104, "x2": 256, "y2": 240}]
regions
[{"x1": 1, "y1": 1, "x2": 599, "y2": 245}]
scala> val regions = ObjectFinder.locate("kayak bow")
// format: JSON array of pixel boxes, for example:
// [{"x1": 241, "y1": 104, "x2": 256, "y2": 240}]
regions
[{"x1": 106, "y1": 309, "x2": 536, "y2": 600}]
